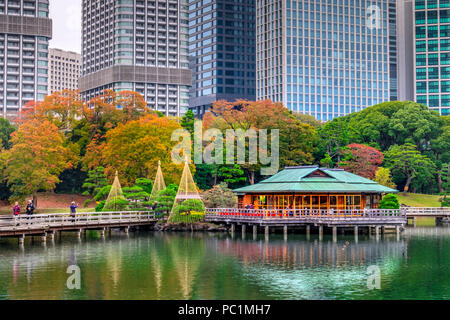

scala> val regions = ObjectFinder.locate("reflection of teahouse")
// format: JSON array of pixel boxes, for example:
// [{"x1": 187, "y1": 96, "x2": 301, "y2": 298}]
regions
[{"x1": 233, "y1": 166, "x2": 398, "y2": 211}]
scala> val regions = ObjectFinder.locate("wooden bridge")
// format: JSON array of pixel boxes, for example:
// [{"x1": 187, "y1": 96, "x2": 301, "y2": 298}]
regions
[
  {"x1": 0, "y1": 211, "x2": 158, "y2": 244},
  {"x1": 205, "y1": 208, "x2": 407, "y2": 241},
  {"x1": 403, "y1": 207, "x2": 450, "y2": 217}
]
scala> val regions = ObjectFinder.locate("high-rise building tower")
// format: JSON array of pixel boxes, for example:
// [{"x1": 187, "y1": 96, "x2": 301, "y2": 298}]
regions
[
  {"x1": 79, "y1": 0, "x2": 191, "y2": 117},
  {"x1": 256, "y1": 0, "x2": 398, "y2": 121},
  {"x1": 188, "y1": 0, "x2": 256, "y2": 118},
  {"x1": 0, "y1": 0, "x2": 52, "y2": 119},
  {"x1": 413, "y1": 0, "x2": 450, "y2": 116},
  {"x1": 48, "y1": 48, "x2": 81, "y2": 93}
]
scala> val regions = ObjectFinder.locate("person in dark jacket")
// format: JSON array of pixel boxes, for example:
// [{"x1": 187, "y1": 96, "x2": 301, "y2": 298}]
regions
[
  {"x1": 70, "y1": 202, "x2": 78, "y2": 223},
  {"x1": 26, "y1": 200, "x2": 35, "y2": 224}
]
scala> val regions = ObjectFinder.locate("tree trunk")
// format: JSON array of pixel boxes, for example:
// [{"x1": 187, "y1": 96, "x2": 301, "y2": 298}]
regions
[
  {"x1": 403, "y1": 175, "x2": 412, "y2": 196},
  {"x1": 437, "y1": 171, "x2": 444, "y2": 193},
  {"x1": 33, "y1": 193, "x2": 37, "y2": 208},
  {"x1": 248, "y1": 171, "x2": 255, "y2": 185}
]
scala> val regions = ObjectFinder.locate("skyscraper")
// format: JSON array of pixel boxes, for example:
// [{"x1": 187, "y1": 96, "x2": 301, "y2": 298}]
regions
[
  {"x1": 48, "y1": 48, "x2": 81, "y2": 94},
  {"x1": 414, "y1": 0, "x2": 450, "y2": 116},
  {"x1": 0, "y1": 0, "x2": 52, "y2": 119},
  {"x1": 256, "y1": 0, "x2": 398, "y2": 121},
  {"x1": 79, "y1": 0, "x2": 191, "y2": 117},
  {"x1": 188, "y1": 0, "x2": 256, "y2": 118}
]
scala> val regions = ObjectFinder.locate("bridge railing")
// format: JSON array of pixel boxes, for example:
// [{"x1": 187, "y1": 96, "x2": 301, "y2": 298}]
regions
[
  {"x1": 0, "y1": 211, "x2": 156, "y2": 228},
  {"x1": 205, "y1": 208, "x2": 406, "y2": 220},
  {"x1": 403, "y1": 207, "x2": 450, "y2": 216}
]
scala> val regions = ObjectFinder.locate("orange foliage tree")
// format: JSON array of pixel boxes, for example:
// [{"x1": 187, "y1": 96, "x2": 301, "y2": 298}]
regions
[
  {"x1": 0, "y1": 119, "x2": 77, "y2": 203},
  {"x1": 207, "y1": 99, "x2": 318, "y2": 184},
  {"x1": 339, "y1": 143, "x2": 384, "y2": 179},
  {"x1": 99, "y1": 115, "x2": 194, "y2": 186}
]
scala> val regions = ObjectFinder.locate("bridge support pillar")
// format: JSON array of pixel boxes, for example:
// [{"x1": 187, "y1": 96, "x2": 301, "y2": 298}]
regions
[
  {"x1": 396, "y1": 225, "x2": 400, "y2": 241},
  {"x1": 100, "y1": 228, "x2": 106, "y2": 237},
  {"x1": 49, "y1": 232, "x2": 55, "y2": 241},
  {"x1": 264, "y1": 226, "x2": 269, "y2": 241},
  {"x1": 354, "y1": 226, "x2": 359, "y2": 243},
  {"x1": 318, "y1": 226, "x2": 323, "y2": 241},
  {"x1": 375, "y1": 226, "x2": 380, "y2": 240},
  {"x1": 413, "y1": 217, "x2": 417, "y2": 228},
  {"x1": 124, "y1": 226, "x2": 129, "y2": 234},
  {"x1": 242, "y1": 224, "x2": 246, "y2": 239},
  {"x1": 332, "y1": 227, "x2": 337, "y2": 243},
  {"x1": 41, "y1": 233, "x2": 47, "y2": 243},
  {"x1": 18, "y1": 234, "x2": 25, "y2": 245},
  {"x1": 253, "y1": 225, "x2": 257, "y2": 240},
  {"x1": 77, "y1": 229, "x2": 82, "y2": 239},
  {"x1": 306, "y1": 225, "x2": 310, "y2": 240},
  {"x1": 230, "y1": 224, "x2": 235, "y2": 234},
  {"x1": 283, "y1": 225, "x2": 288, "y2": 241}
]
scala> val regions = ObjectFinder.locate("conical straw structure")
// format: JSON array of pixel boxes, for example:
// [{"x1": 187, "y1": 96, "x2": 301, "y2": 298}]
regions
[
  {"x1": 170, "y1": 158, "x2": 204, "y2": 223},
  {"x1": 150, "y1": 160, "x2": 166, "y2": 200},
  {"x1": 103, "y1": 171, "x2": 127, "y2": 211}
]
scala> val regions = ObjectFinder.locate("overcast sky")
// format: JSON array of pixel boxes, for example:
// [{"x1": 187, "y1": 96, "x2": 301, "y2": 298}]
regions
[{"x1": 49, "y1": 0, "x2": 82, "y2": 54}]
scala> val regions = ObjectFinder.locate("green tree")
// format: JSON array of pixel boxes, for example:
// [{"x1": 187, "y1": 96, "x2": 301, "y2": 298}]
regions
[
  {"x1": 153, "y1": 187, "x2": 177, "y2": 217},
  {"x1": 379, "y1": 194, "x2": 400, "y2": 209},
  {"x1": 384, "y1": 143, "x2": 436, "y2": 196},
  {"x1": 374, "y1": 167, "x2": 397, "y2": 189},
  {"x1": 218, "y1": 164, "x2": 247, "y2": 189},
  {"x1": 135, "y1": 178, "x2": 153, "y2": 194},
  {"x1": 123, "y1": 185, "x2": 150, "y2": 210},
  {"x1": 180, "y1": 109, "x2": 195, "y2": 136},
  {"x1": 172, "y1": 199, "x2": 206, "y2": 223},
  {"x1": 0, "y1": 118, "x2": 15, "y2": 150},
  {"x1": 202, "y1": 183, "x2": 238, "y2": 208},
  {"x1": 82, "y1": 166, "x2": 108, "y2": 196},
  {"x1": 439, "y1": 163, "x2": 450, "y2": 207}
]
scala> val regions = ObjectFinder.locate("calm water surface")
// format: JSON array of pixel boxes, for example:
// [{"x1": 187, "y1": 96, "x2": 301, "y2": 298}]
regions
[{"x1": 0, "y1": 227, "x2": 449, "y2": 300}]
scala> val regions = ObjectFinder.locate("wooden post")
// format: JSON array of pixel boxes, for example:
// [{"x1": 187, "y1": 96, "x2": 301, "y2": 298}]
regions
[
  {"x1": 41, "y1": 233, "x2": 47, "y2": 243},
  {"x1": 265, "y1": 226, "x2": 269, "y2": 241},
  {"x1": 306, "y1": 225, "x2": 311, "y2": 240},
  {"x1": 49, "y1": 232, "x2": 55, "y2": 241},
  {"x1": 396, "y1": 225, "x2": 400, "y2": 241},
  {"x1": 283, "y1": 225, "x2": 288, "y2": 241},
  {"x1": 253, "y1": 225, "x2": 257, "y2": 240},
  {"x1": 375, "y1": 226, "x2": 380, "y2": 240},
  {"x1": 124, "y1": 226, "x2": 129, "y2": 234},
  {"x1": 77, "y1": 229, "x2": 82, "y2": 239},
  {"x1": 319, "y1": 226, "x2": 323, "y2": 241},
  {"x1": 332, "y1": 227, "x2": 337, "y2": 243},
  {"x1": 18, "y1": 234, "x2": 25, "y2": 245},
  {"x1": 230, "y1": 224, "x2": 235, "y2": 234},
  {"x1": 242, "y1": 224, "x2": 246, "y2": 238},
  {"x1": 354, "y1": 226, "x2": 359, "y2": 243}
]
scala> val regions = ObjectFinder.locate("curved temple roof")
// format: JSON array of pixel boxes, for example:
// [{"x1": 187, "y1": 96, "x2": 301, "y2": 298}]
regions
[{"x1": 234, "y1": 166, "x2": 398, "y2": 194}]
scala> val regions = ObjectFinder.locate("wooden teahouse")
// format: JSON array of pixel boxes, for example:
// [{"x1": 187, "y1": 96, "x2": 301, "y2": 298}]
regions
[{"x1": 234, "y1": 166, "x2": 398, "y2": 211}]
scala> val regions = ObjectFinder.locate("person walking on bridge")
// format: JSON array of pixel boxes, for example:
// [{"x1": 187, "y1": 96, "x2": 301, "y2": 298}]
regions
[
  {"x1": 13, "y1": 202, "x2": 20, "y2": 226},
  {"x1": 25, "y1": 200, "x2": 35, "y2": 224},
  {"x1": 70, "y1": 201, "x2": 78, "y2": 223}
]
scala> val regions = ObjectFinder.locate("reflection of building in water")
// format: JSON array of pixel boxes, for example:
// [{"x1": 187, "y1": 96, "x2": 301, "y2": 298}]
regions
[
  {"x1": 405, "y1": 227, "x2": 450, "y2": 238},
  {"x1": 216, "y1": 239, "x2": 407, "y2": 269},
  {"x1": 215, "y1": 238, "x2": 407, "y2": 300}
]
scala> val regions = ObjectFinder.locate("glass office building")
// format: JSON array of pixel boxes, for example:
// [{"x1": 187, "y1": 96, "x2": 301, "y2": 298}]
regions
[
  {"x1": 79, "y1": 0, "x2": 191, "y2": 117},
  {"x1": 0, "y1": 0, "x2": 52, "y2": 119},
  {"x1": 188, "y1": 0, "x2": 256, "y2": 118},
  {"x1": 414, "y1": 0, "x2": 450, "y2": 115},
  {"x1": 256, "y1": 0, "x2": 398, "y2": 121}
]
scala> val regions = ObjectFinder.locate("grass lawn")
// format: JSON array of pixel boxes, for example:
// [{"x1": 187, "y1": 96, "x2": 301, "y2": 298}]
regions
[{"x1": 397, "y1": 193, "x2": 442, "y2": 207}]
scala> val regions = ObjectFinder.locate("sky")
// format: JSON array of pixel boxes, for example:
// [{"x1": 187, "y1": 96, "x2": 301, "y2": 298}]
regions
[{"x1": 49, "y1": 0, "x2": 82, "y2": 54}]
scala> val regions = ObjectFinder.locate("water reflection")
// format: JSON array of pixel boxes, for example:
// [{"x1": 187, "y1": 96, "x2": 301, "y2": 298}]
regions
[{"x1": 0, "y1": 228, "x2": 448, "y2": 300}]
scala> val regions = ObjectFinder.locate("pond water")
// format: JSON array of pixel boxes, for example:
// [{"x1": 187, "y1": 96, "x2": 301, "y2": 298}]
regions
[{"x1": 0, "y1": 227, "x2": 449, "y2": 300}]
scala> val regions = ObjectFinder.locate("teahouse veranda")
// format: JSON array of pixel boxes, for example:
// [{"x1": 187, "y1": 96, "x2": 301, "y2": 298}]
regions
[{"x1": 233, "y1": 166, "x2": 398, "y2": 211}]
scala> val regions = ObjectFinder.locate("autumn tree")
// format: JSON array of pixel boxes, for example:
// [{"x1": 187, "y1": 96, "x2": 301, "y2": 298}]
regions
[
  {"x1": 0, "y1": 120, "x2": 76, "y2": 204},
  {"x1": 202, "y1": 183, "x2": 238, "y2": 208},
  {"x1": 374, "y1": 167, "x2": 396, "y2": 189},
  {"x1": 384, "y1": 143, "x2": 435, "y2": 196},
  {"x1": 101, "y1": 114, "x2": 192, "y2": 186},
  {"x1": 339, "y1": 144, "x2": 384, "y2": 179}
]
